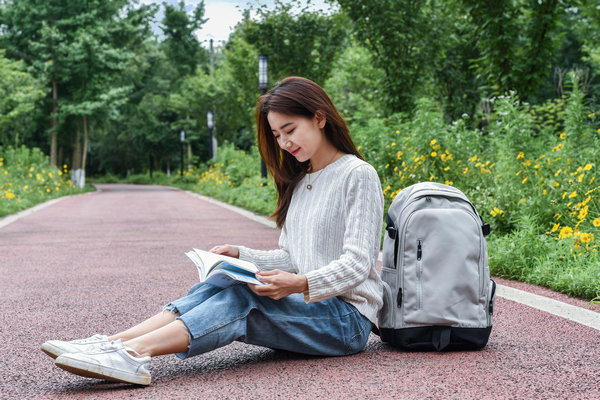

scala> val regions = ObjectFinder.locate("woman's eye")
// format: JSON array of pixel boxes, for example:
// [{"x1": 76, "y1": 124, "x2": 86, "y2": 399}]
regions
[{"x1": 286, "y1": 129, "x2": 295, "y2": 135}]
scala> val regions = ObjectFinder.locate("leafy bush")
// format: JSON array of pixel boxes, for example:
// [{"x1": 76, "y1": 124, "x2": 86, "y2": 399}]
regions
[{"x1": 0, "y1": 146, "x2": 87, "y2": 217}]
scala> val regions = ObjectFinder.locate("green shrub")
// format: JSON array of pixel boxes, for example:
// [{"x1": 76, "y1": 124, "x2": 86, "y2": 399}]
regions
[{"x1": 0, "y1": 146, "x2": 88, "y2": 217}]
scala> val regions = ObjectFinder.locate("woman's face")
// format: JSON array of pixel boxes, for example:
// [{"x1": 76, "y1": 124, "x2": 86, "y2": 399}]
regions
[{"x1": 267, "y1": 111, "x2": 327, "y2": 164}]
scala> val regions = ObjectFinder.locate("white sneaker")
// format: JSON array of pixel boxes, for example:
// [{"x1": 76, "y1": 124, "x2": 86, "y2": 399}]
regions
[
  {"x1": 54, "y1": 339, "x2": 151, "y2": 386},
  {"x1": 41, "y1": 334, "x2": 109, "y2": 359}
]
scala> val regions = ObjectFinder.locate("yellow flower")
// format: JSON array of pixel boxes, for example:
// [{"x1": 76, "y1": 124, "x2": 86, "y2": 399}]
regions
[
  {"x1": 469, "y1": 155, "x2": 478, "y2": 162},
  {"x1": 578, "y1": 174, "x2": 584, "y2": 182},
  {"x1": 444, "y1": 181, "x2": 453, "y2": 186},
  {"x1": 395, "y1": 130, "x2": 400, "y2": 134},
  {"x1": 560, "y1": 132, "x2": 566, "y2": 139},
  {"x1": 569, "y1": 191, "x2": 577, "y2": 198},
  {"x1": 490, "y1": 207, "x2": 504, "y2": 217},
  {"x1": 580, "y1": 232, "x2": 594, "y2": 244},
  {"x1": 522, "y1": 177, "x2": 528, "y2": 184},
  {"x1": 583, "y1": 164, "x2": 593, "y2": 171},
  {"x1": 517, "y1": 152, "x2": 524, "y2": 159},
  {"x1": 463, "y1": 167, "x2": 469, "y2": 174},
  {"x1": 430, "y1": 139, "x2": 437, "y2": 146},
  {"x1": 551, "y1": 223, "x2": 560, "y2": 232},
  {"x1": 431, "y1": 151, "x2": 437, "y2": 157},
  {"x1": 523, "y1": 160, "x2": 532, "y2": 167},
  {"x1": 578, "y1": 205, "x2": 589, "y2": 220},
  {"x1": 558, "y1": 226, "x2": 573, "y2": 239},
  {"x1": 588, "y1": 113, "x2": 595, "y2": 118},
  {"x1": 593, "y1": 218, "x2": 600, "y2": 227},
  {"x1": 555, "y1": 169, "x2": 562, "y2": 177}
]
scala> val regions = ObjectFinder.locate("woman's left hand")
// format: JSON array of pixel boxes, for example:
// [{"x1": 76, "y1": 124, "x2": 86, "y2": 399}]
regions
[{"x1": 248, "y1": 270, "x2": 308, "y2": 300}]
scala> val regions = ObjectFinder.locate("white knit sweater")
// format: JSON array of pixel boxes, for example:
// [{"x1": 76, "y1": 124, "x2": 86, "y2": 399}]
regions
[{"x1": 238, "y1": 154, "x2": 384, "y2": 324}]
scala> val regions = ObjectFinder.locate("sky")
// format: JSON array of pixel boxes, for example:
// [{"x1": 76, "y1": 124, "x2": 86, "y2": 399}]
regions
[{"x1": 141, "y1": 0, "x2": 334, "y2": 47}]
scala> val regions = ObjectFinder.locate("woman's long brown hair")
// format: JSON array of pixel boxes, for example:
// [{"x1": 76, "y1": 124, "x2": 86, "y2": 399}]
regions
[{"x1": 256, "y1": 76, "x2": 363, "y2": 228}]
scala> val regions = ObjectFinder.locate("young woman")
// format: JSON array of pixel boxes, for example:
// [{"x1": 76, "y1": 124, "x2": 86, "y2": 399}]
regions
[{"x1": 42, "y1": 76, "x2": 384, "y2": 386}]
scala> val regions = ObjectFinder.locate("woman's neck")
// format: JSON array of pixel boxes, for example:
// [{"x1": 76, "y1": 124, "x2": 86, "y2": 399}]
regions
[{"x1": 309, "y1": 144, "x2": 343, "y2": 172}]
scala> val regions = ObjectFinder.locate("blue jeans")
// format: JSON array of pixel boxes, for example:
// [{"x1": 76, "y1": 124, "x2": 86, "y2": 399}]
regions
[{"x1": 164, "y1": 283, "x2": 372, "y2": 359}]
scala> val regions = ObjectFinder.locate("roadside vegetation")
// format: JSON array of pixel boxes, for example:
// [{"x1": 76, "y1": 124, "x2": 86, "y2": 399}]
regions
[{"x1": 0, "y1": 146, "x2": 89, "y2": 217}]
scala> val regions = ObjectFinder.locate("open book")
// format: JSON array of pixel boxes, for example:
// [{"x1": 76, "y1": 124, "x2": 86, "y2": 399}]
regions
[{"x1": 185, "y1": 248, "x2": 265, "y2": 288}]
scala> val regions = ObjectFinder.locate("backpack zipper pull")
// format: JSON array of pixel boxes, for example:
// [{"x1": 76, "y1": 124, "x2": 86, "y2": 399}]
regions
[{"x1": 417, "y1": 240, "x2": 422, "y2": 260}]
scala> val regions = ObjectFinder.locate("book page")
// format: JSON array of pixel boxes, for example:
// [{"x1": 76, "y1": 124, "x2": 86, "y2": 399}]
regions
[{"x1": 191, "y1": 248, "x2": 259, "y2": 275}]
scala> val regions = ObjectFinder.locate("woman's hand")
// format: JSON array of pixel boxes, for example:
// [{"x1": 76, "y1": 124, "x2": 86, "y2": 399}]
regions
[
  {"x1": 248, "y1": 270, "x2": 308, "y2": 300},
  {"x1": 209, "y1": 244, "x2": 240, "y2": 258}
]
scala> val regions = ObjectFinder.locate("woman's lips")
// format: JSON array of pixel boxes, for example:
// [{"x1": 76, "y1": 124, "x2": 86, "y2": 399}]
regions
[{"x1": 290, "y1": 148, "x2": 300, "y2": 156}]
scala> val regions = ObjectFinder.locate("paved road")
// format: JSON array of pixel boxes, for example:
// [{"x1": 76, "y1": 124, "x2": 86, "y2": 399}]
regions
[{"x1": 1, "y1": 184, "x2": 598, "y2": 399}]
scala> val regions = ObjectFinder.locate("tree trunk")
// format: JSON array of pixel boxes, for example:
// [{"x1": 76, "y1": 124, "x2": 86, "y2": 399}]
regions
[
  {"x1": 50, "y1": 77, "x2": 58, "y2": 167},
  {"x1": 71, "y1": 127, "x2": 84, "y2": 188},
  {"x1": 72, "y1": 128, "x2": 82, "y2": 170},
  {"x1": 186, "y1": 113, "x2": 192, "y2": 169},
  {"x1": 187, "y1": 142, "x2": 192, "y2": 170},
  {"x1": 82, "y1": 114, "x2": 89, "y2": 171}
]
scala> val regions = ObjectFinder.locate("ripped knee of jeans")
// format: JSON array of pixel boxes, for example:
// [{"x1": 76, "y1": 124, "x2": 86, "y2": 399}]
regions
[{"x1": 162, "y1": 303, "x2": 180, "y2": 316}]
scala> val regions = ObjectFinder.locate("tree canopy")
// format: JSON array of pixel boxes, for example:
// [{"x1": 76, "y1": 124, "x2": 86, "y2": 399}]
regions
[{"x1": 0, "y1": 0, "x2": 598, "y2": 176}]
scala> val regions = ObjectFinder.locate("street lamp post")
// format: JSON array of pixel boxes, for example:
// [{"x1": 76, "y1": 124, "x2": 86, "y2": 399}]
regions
[
  {"x1": 258, "y1": 54, "x2": 268, "y2": 178},
  {"x1": 179, "y1": 129, "x2": 185, "y2": 176},
  {"x1": 207, "y1": 110, "x2": 214, "y2": 159}
]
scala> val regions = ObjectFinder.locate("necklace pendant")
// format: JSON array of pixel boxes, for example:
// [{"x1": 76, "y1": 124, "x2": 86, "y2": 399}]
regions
[{"x1": 306, "y1": 184, "x2": 312, "y2": 190}]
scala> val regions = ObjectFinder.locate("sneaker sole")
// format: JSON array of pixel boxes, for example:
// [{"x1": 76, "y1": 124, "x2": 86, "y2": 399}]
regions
[
  {"x1": 41, "y1": 343, "x2": 62, "y2": 359},
  {"x1": 55, "y1": 356, "x2": 151, "y2": 386}
]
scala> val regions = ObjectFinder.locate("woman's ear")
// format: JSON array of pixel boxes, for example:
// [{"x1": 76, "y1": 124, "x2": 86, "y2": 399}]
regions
[{"x1": 314, "y1": 110, "x2": 327, "y2": 129}]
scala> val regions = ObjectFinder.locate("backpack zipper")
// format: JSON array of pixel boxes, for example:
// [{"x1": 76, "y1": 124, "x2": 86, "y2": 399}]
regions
[{"x1": 417, "y1": 239, "x2": 423, "y2": 309}]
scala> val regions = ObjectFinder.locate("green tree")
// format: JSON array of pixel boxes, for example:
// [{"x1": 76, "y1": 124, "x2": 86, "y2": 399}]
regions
[
  {"x1": 462, "y1": 0, "x2": 565, "y2": 100},
  {"x1": 238, "y1": 0, "x2": 346, "y2": 85},
  {"x1": 161, "y1": 1, "x2": 208, "y2": 78},
  {"x1": 336, "y1": 0, "x2": 439, "y2": 113},
  {"x1": 0, "y1": 51, "x2": 45, "y2": 146},
  {"x1": 161, "y1": 1, "x2": 209, "y2": 167}
]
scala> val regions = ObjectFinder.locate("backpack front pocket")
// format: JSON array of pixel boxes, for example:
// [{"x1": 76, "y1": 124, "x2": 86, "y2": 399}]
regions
[{"x1": 402, "y1": 208, "x2": 484, "y2": 327}]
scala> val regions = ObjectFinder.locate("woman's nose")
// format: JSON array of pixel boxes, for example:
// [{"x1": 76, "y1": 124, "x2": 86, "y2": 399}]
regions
[{"x1": 279, "y1": 136, "x2": 292, "y2": 149}]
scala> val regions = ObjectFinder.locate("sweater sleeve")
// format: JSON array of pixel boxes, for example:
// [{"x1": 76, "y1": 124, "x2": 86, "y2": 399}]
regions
[
  {"x1": 237, "y1": 225, "x2": 296, "y2": 273},
  {"x1": 303, "y1": 164, "x2": 383, "y2": 302}
]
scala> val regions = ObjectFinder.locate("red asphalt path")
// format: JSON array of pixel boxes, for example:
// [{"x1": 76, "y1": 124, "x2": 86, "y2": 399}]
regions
[{"x1": 1, "y1": 184, "x2": 598, "y2": 399}]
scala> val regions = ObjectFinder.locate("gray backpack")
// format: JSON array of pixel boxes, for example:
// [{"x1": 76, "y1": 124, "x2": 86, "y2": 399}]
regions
[{"x1": 376, "y1": 182, "x2": 496, "y2": 351}]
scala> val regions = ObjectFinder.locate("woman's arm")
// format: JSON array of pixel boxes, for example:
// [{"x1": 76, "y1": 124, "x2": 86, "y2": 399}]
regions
[
  {"x1": 225, "y1": 225, "x2": 295, "y2": 273},
  {"x1": 303, "y1": 164, "x2": 384, "y2": 302}
]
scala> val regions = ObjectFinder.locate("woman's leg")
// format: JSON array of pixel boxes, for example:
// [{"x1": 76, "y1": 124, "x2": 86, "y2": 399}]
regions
[
  {"x1": 109, "y1": 282, "x2": 224, "y2": 343},
  {"x1": 122, "y1": 319, "x2": 190, "y2": 357},
  {"x1": 108, "y1": 310, "x2": 179, "y2": 342},
  {"x1": 176, "y1": 285, "x2": 372, "y2": 359}
]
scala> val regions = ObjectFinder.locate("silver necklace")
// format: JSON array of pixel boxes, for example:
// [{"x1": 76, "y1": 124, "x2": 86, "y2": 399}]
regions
[{"x1": 306, "y1": 151, "x2": 338, "y2": 190}]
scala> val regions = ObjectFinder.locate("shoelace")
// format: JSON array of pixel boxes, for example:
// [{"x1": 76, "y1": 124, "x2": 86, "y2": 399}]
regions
[
  {"x1": 96, "y1": 339, "x2": 144, "y2": 359},
  {"x1": 97, "y1": 340, "x2": 122, "y2": 352},
  {"x1": 73, "y1": 335, "x2": 104, "y2": 344}
]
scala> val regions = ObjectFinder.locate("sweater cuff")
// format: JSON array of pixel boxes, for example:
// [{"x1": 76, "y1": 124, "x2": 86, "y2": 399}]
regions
[
  {"x1": 303, "y1": 270, "x2": 327, "y2": 303},
  {"x1": 237, "y1": 246, "x2": 252, "y2": 262}
]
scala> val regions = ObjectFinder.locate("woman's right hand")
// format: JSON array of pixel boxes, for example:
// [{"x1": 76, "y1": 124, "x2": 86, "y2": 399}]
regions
[{"x1": 209, "y1": 244, "x2": 240, "y2": 258}]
